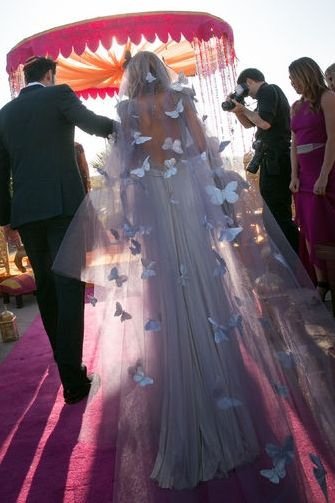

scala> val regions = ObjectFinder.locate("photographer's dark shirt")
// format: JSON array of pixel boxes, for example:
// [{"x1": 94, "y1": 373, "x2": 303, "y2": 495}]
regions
[{"x1": 255, "y1": 83, "x2": 291, "y2": 148}]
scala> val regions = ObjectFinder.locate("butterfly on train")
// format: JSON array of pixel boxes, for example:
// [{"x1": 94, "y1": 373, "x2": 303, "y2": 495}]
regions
[
  {"x1": 265, "y1": 435, "x2": 295, "y2": 467},
  {"x1": 206, "y1": 181, "x2": 239, "y2": 205},
  {"x1": 128, "y1": 362, "x2": 154, "y2": 387},
  {"x1": 163, "y1": 158, "x2": 178, "y2": 178},
  {"x1": 129, "y1": 239, "x2": 141, "y2": 255},
  {"x1": 260, "y1": 458, "x2": 287, "y2": 484},
  {"x1": 144, "y1": 319, "x2": 161, "y2": 332},
  {"x1": 165, "y1": 99, "x2": 184, "y2": 119},
  {"x1": 108, "y1": 267, "x2": 128, "y2": 287},
  {"x1": 141, "y1": 258, "x2": 156, "y2": 279},
  {"x1": 114, "y1": 301, "x2": 132, "y2": 322},
  {"x1": 162, "y1": 137, "x2": 183, "y2": 154},
  {"x1": 130, "y1": 156, "x2": 151, "y2": 177},
  {"x1": 132, "y1": 131, "x2": 152, "y2": 145}
]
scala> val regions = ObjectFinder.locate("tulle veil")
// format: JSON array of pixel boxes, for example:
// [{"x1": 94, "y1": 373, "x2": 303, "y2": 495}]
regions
[{"x1": 53, "y1": 51, "x2": 335, "y2": 502}]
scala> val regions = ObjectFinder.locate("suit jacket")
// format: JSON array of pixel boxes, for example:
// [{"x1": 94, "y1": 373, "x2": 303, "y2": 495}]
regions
[{"x1": 0, "y1": 84, "x2": 115, "y2": 228}]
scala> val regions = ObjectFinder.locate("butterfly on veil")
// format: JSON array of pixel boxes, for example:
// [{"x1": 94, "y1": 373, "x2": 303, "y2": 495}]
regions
[
  {"x1": 162, "y1": 137, "x2": 183, "y2": 154},
  {"x1": 132, "y1": 131, "x2": 152, "y2": 145},
  {"x1": 146, "y1": 72, "x2": 156, "y2": 83},
  {"x1": 309, "y1": 453, "x2": 328, "y2": 500},
  {"x1": 218, "y1": 140, "x2": 231, "y2": 153},
  {"x1": 128, "y1": 362, "x2": 154, "y2": 387},
  {"x1": 87, "y1": 294, "x2": 98, "y2": 307},
  {"x1": 144, "y1": 319, "x2": 161, "y2": 332},
  {"x1": 218, "y1": 226, "x2": 243, "y2": 243},
  {"x1": 178, "y1": 264, "x2": 189, "y2": 286},
  {"x1": 165, "y1": 99, "x2": 184, "y2": 119},
  {"x1": 114, "y1": 301, "x2": 132, "y2": 322},
  {"x1": 141, "y1": 258, "x2": 156, "y2": 279},
  {"x1": 212, "y1": 249, "x2": 228, "y2": 277},
  {"x1": 260, "y1": 458, "x2": 287, "y2": 484},
  {"x1": 163, "y1": 158, "x2": 178, "y2": 178},
  {"x1": 108, "y1": 267, "x2": 128, "y2": 287},
  {"x1": 208, "y1": 317, "x2": 229, "y2": 344},
  {"x1": 206, "y1": 181, "x2": 239, "y2": 205},
  {"x1": 129, "y1": 238, "x2": 141, "y2": 255},
  {"x1": 130, "y1": 156, "x2": 151, "y2": 177},
  {"x1": 265, "y1": 435, "x2": 295, "y2": 467},
  {"x1": 170, "y1": 72, "x2": 189, "y2": 91}
]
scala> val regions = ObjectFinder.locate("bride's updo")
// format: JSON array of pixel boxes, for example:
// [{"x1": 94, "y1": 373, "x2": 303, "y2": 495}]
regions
[{"x1": 121, "y1": 51, "x2": 171, "y2": 99}]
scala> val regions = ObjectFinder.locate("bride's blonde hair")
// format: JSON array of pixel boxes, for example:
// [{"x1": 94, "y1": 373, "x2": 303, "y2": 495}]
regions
[{"x1": 121, "y1": 51, "x2": 171, "y2": 98}]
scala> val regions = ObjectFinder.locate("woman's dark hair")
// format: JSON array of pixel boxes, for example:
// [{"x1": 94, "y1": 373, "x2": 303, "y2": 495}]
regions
[
  {"x1": 289, "y1": 57, "x2": 327, "y2": 111},
  {"x1": 23, "y1": 56, "x2": 57, "y2": 84},
  {"x1": 237, "y1": 68, "x2": 265, "y2": 85}
]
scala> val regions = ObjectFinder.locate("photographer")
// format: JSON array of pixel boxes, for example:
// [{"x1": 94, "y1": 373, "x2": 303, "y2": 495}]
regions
[{"x1": 224, "y1": 68, "x2": 299, "y2": 253}]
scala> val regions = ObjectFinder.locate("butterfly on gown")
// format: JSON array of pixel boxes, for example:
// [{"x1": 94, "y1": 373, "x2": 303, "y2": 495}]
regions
[
  {"x1": 114, "y1": 301, "x2": 132, "y2": 322},
  {"x1": 132, "y1": 131, "x2": 152, "y2": 145},
  {"x1": 165, "y1": 98, "x2": 184, "y2": 119},
  {"x1": 128, "y1": 361, "x2": 154, "y2": 387},
  {"x1": 206, "y1": 180, "x2": 239, "y2": 205},
  {"x1": 87, "y1": 294, "x2": 98, "y2": 307},
  {"x1": 130, "y1": 155, "x2": 151, "y2": 178},
  {"x1": 108, "y1": 266, "x2": 128, "y2": 287}
]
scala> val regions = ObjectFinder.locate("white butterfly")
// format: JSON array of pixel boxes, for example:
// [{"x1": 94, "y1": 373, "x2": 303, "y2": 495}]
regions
[
  {"x1": 200, "y1": 152, "x2": 207, "y2": 161},
  {"x1": 260, "y1": 458, "x2": 286, "y2": 484},
  {"x1": 163, "y1": 158, "x2": 177, "y2": 178},
  {"x1": 178, "y1": 264, "x2": 189, "y2": 286},
  {"x1": 141, "y1": 258, "x2": 156, "y2": 279},
  {"x1": 218, "y1": 227, "x2": 243, "y2": 242},
  {"x1": 208, "y1": 317, "x2": 229, "y2": 344},
  {"x1": 114, "y1": 301, "x2": 132, "y2": 322},
  {"x1": 217, "y1": 396, "x2": 243, "y2": 410},
  {"x1": 144, "y1": 319, "x2": 161, "y2": 331},
  {"x1": 170, "y1": 72, "x2": 189, "y2": 91},
  {"x1": 165, "y1": 99, "x2": 184, "y2": 118},
  {"x1": 130, "y1": 156, "x2": 150, "y2": 177},
  {"x1": 132, "y1": 131, "x2": 152, "y2": 145},
  {"x1": 146, "y1": 72, "x2": 156, "y2": 83},
  {"x1": 206, "y1": 181, "x2": 239, "y2": 205},
  {"x1": 108, "y1": 267, "x2": 128, "y2": 287},
  {"x1": 162, "y1": 137, "x2": 183, "y2": 154}
]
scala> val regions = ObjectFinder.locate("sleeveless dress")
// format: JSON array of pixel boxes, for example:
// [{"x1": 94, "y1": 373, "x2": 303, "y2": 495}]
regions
[
  {"x1": 54, "y1": 88, "x2": 335, "y2": 502},
  {"x1": 291, "y1": 100, "x2": 335, "y2": 272}
]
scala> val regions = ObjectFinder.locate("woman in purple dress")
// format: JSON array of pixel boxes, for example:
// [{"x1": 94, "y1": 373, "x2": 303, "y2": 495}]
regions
[{"x1": 289, "y1": 57, "x2": 335, "y2": 300}]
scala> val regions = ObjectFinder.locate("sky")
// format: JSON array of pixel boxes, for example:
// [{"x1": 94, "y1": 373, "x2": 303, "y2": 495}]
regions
[{"x1": 1, "y1": 0, "x2": 334, "y2": 159}]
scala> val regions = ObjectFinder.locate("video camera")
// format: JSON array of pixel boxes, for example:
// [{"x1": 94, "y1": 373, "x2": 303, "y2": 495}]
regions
[{"x1": 221, "y1": 83, "x2": 249, "y2": 111}]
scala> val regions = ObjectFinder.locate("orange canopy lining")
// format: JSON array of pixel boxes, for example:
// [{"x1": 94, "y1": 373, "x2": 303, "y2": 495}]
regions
[{"x1": 6, "y1": 11, "x2": 236, "y2": 99}]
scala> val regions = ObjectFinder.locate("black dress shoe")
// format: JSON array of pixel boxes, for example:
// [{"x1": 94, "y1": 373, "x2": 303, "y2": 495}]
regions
[{"x1": 64, "y1": 374, "x2": 94, "y2": 405}]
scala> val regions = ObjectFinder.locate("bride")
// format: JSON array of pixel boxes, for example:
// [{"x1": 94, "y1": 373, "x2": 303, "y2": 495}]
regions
[{"x1": 54, "y1": 51, "x2": 335, "y2": 502}]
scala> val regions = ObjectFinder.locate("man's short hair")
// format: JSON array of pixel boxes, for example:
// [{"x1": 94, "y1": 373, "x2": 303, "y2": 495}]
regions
[
  {"x1": 23, "y1": 56, "x2": 57, "y2": 84},
  {"x1": 237, "y1": 68, "x2": 265, "y2": 85}
]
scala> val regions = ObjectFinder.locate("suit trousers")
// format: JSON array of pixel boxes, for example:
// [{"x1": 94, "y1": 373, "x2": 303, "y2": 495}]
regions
[{"x1": 18, "y1": 216, "x2": 86, "y2": 391}]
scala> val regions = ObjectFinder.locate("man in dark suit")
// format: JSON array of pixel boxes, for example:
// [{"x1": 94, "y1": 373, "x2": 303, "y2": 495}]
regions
[{"x1": 0, "y1": 56, "x2": 117, "y2": 404}]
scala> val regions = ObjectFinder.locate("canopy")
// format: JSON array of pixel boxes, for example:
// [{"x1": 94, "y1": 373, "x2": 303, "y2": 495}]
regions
[{"x1": 6, "y1": 11, "x2": 236, "y2": 100}]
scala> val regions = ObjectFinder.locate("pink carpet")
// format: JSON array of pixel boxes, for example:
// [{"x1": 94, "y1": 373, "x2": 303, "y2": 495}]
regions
[{"x1": 0, "y1": 307, "x2": 115, "y2": 503}]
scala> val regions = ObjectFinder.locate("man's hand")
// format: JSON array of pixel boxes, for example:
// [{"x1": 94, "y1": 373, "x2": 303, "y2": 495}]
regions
[
  {"x1": 2, "y1": 225, "x2": 22, "y2": 247},
  {"x1": 230, "y1": 100, "x2": 246, "y2": 114}
]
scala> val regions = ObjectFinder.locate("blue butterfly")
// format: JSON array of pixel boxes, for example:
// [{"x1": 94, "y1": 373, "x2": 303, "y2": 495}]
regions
[
  {"x1": 123, "y1": 223, "x2": 138, "y2": 238},
  {"x1": 132, "y1": 131, "x2": 152, "y2": 145},
  {"x1": 260, "y1": 458, "x2": 286, "y2": 484},
  {"x1": 114, "y1": 301, "x2": 132, "y2": 322},
  {"x1": 206, "y1": 181, "x2": 239, "y2": 205},
  {"x1": 162, "y1": 137, "x2": 183, "y2": 154},
  {"x1": 129, "y1": 239, "x2": 141, "y2": 255},
  {"x1": 227, "y1": 313, "x2": 243, "y2": 331},
  {"x1": 265, "y1": 435, "x2": 294, "y2": 466},
  {"x1": 108, "y1": 267, "x2": 128, "y2": 287},
  {"x1": 129, "y1": 363, "x2": 154, "y2": 387},
  {"x1": 130, "y1": 156, "x2": 150, "y2": 177},
  {"x1": 309, "y1": 453, "x2": 328, "y2": 500},
  {"x1": 218, "y1": 227, "x2": 243, "y2": 242},
  {"x1": 141, "y1": 258, "x2": 156, "y2": 279},
  {"x1": 87, "y1": 294, "x2": 98, "y2": 307},
  {"x1": 144, "y1": 319, "x2": 161, "y2": 332},
  {"x1": 165, "y1": 99, "x2": 184, "y2": 118},
  {"x1": 216, "y1": 396, "x2": 243, "y2": 410},
  {"x1": 163, "y1": 158, "x2": 178, "y2": 178},
  {"x1": 208, "y1": 317, "x2": 229, "y2": 343}
]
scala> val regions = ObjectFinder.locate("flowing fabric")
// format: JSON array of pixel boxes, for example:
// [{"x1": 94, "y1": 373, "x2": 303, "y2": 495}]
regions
[
  {"x1": 291, "y1": 100, "x2": 335, "y2": 273},
  {"x1": 54, "y1": 75, "x2": 335, "y2": 502}
]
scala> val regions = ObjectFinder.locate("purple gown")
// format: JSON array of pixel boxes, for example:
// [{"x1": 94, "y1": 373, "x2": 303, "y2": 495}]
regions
[{"x1": 291, "y1": 100, "x2": 335, "y2": 272}]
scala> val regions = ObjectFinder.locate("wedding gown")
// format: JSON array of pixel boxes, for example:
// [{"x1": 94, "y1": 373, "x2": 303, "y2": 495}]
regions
[{"x1": 54, "y1": 83, "x2": 335, "y2": 502}]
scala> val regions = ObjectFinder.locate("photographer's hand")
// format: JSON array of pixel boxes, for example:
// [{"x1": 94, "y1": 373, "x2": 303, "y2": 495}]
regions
[{"x1": 231, "y1": 100, "x2": 271, "y2": 130}]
